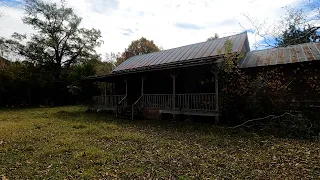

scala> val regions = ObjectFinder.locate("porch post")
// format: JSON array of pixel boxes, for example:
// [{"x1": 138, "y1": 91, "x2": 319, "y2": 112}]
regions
[
  {"x1": 104, "y1": 82, "x2": 107, "y2": 109},
  {"x1": 213, "y1": 69, "x2": 219, "y2": 124},
  {"x1": 141, "y1": 76, "x2": 145, "y2": 96},
  {"x1": 104, "y1": 82, "x2": 107, "y2": 97},
  {"x1": 214, "y1": 72, "x2": 219, "y2": 112},
  {"x1": 125, "y1": 79, "x2": 128, "y2": 97},
  {"x1": 112, "y1": 83, "x2": 114, "y2": 95},
  {"x1": 170, "y1": 73, "x2": 177, "y2": 112}
]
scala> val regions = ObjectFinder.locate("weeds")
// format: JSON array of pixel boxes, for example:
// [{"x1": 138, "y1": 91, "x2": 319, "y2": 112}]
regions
[{"x1": 0, "y1": 106, "x2": 319, "y2": 179}]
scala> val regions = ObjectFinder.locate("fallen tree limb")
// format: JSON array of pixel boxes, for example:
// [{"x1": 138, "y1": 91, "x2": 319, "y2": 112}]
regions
[{"x1": 230, "y1": 112, "x2": 298, "y2": 129}]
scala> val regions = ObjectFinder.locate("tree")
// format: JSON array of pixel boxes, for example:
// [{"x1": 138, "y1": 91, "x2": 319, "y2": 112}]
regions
[
  {"x1": 207, "y1": 33, "x2": 219, "y2": 41},
  {"x1": 116, "y1": 37, "x2": 160, "y2": 66},
  {"x1": 276, "y1": 25, "x2": 320, "y2": 47},
  {"x1": 6, "y1": 0, "x2": 102, "y2": 81},
  {"x1": 243, "y1": 5, "x2": 320, "y2": 48}
]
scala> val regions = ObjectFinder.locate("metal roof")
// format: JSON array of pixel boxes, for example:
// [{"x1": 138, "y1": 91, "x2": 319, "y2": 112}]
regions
[
  {"x1": 240, "y1": 42, "x2": 320, "y2": 68},
  {"x1": 113, "y1": 32, "x2": 249, "y2": 73}
]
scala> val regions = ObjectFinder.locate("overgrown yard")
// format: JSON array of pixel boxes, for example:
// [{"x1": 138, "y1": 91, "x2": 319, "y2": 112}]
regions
[{"x1": 0, "y1": 106, "x2": 319, "y2": 179}]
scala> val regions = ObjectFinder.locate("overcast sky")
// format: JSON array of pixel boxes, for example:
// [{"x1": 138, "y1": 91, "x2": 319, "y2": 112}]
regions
[{"x1": 0, "y1": 0, "x2": 315, "y2": 57}]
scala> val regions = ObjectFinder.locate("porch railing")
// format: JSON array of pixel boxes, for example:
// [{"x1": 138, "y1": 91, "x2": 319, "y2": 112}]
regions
[
  {"x1": 92, "y1": 93, "x2": 217, "y2": 115},
  {"x1": 176, "y1": 93, "x2": 215, "y2": 111},
  {"x1": 92, "y1": 95, "x2": 125, "y2": 109},
  {"x1": 143, "y1": 93, "x2": 216, "y2": 111},
  {"x1": 143, "y1": 94, "x2": 173, "y2": 109}
]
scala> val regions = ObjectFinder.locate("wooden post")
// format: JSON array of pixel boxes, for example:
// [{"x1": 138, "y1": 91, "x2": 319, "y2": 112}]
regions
[
  {"x1": 170, "y1": 73, "x2": 177, "y2": 116},
  {"x1": 141, "y1": 76, "x2": 145, "y2": 96},
  {"x1": 132, "y1": 105, "x2": 134, "y2": 120},
  {"x1": 214, "y1": 70, "x2": 219, "y2": 124},
  {"x1": 112, "y1": 83, "x2": 114, "y2": 95},
  {"x1": 104, "y1": 82, "x2": 107, "y2": 109},
  {"x1": 104, "y1": 82, "x2": 107, "y2": 97},
  {"x1": 125, "y1": 79, "x2": 128, "y2": 97}
]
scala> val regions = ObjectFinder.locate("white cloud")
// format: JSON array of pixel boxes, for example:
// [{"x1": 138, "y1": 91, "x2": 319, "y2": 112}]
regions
[
  {"x1": 0, "y1": 6, "x2": 34, "y2": 37},
  {"x1": 0, "y1": 0, "x2": 312, "y2": 56}
]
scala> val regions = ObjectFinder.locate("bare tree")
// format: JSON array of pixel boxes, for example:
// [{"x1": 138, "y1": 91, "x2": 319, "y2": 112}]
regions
[{"x1": 241, "y1": 5, "x2": 320, "y2": 49}]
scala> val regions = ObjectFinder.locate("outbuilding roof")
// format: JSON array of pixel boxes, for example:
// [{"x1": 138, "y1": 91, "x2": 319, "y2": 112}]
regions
[
  {"x1": 240, "y1": 42, "x2": 320, "y2": 68},
  {"x1": 113, "y1": 32, "x2": 250, "y2": 73}
]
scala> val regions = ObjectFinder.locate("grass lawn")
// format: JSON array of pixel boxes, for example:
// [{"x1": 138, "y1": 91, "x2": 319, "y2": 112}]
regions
[{"x1": 0, "y1": 106, "x2": 319, "y2": 179}]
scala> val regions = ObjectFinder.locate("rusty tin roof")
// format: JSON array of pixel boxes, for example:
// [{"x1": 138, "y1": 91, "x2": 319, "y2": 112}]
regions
[
  {"x1": 240, "y1": 42, "x2": 320, "y2": 68},
  {"x1": 113, "y1": 32, "x2": 249, "y2": 73}
]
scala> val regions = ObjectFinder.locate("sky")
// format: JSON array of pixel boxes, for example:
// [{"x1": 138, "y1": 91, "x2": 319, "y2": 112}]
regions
[{"x1": 0, "y1": 0, "x2": 317, "y2": 57}]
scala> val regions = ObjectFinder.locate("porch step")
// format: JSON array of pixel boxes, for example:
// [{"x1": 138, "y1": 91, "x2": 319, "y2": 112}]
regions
[{"x1": 118, "y1": 106, "x2": 140, "y2": 120}]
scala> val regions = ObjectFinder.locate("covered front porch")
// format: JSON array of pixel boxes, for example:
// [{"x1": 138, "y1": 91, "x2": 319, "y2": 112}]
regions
[{"x1": 88, "y1": 64, "x2": 220, "y2": 122}]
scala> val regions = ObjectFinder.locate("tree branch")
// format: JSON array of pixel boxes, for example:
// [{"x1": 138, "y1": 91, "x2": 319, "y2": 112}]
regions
[{"x1": 230, "y1": 112, "x2": 298, "y2": 129}]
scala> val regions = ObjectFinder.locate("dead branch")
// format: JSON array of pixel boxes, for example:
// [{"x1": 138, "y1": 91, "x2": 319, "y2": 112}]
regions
[{"x1": 230, "y1": 112, "x2": 298, "y2": 129}]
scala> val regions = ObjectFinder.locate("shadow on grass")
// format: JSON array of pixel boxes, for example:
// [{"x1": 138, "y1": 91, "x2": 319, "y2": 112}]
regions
[
  {"x1": 53, "y1": 110, "x2": 247, "y2": 140},
  {"x1": 52, "y1": 109, "x2": 320, "y2": 141}
]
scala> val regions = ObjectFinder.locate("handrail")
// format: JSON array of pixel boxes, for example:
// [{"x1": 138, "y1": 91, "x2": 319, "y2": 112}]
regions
[
  {"x1": 132, "y1": 95, "x2": 144, "y2": 120},
  {"x1": 116, "y1": 95, "x2": 127, "y2": 118},
  {"x1": 118, "y1": 95, "x2": 127, "y2": 105},
  {"x1": 133, "y1": 95, "x2": 143, "y2": 106}
]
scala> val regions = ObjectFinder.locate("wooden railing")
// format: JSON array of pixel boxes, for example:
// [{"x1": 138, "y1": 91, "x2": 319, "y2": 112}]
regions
[
  {"x1": 176, "y1": 93, "x2": 215, "y2": 111},
  {"x1": 92, "y1": 93, "x2": 216, "y2": 116},
  {"x1": 143, "y1": 93, "x2": 216, "y2": 111},
  {"x1": 92, "y1": 95, "x2": 125, "y2": 109},
  {"x1": 143, "y1": 94, "x2": 173, "y2": 109}
]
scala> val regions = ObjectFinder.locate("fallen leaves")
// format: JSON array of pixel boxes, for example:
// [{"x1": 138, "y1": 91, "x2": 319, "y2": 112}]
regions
[{"x1": 0, "y1": 106, "x2": 320, "y2": 179}]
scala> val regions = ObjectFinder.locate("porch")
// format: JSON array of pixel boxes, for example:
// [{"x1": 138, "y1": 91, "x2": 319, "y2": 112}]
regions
[
  {"x1": 88, "y1": 65, "x2": 220, "y2": 122},
  {"x1": 90, "y1": 93, "x2": 218, "y2": 116}
]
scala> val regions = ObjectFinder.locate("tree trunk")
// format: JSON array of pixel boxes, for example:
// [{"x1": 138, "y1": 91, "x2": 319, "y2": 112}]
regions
[{"x1": 54, "y1": 63, "x2": 62, "y2": 82}]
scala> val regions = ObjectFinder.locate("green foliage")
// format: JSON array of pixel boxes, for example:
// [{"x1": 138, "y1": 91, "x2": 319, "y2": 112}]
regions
[
  {"x1": 0, "y1": 60, "x2": 54, "y2": 106},
  {"x1": 217, "y1": 40, "x2": 320, "y2": 125},
  {"x1": 276, "y1": 25, "x2": 320, "y2": 47},
  {"x1": 206, "y1": 33, "x2": 219, "y2": 41},
  {"x1": 116, "y1": 37, "x2": 160, "y2": 66},
  {"x1": 220, "y1": 59, "x2": 320, "y2": 125},
  {"x1": 5, "y1": 0, "x2": 102, "y2": 80},
  {"x1": 218, "y1": 39, "x2": 244, "y2": 73},
  {"x1": 244, "y1": 6, "x2": 319, "y2": 48},
  {"x1": 0, "y1": 106, "x2": 319, "y2": 179},
  {"x1": 0, "y1": 0, "x2": 108, "y2": 106}
]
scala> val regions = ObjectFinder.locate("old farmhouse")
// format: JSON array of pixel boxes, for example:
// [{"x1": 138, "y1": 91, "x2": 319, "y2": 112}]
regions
[{"x1": 88, "y1": 32, "x2": 320, "y2": 121}]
